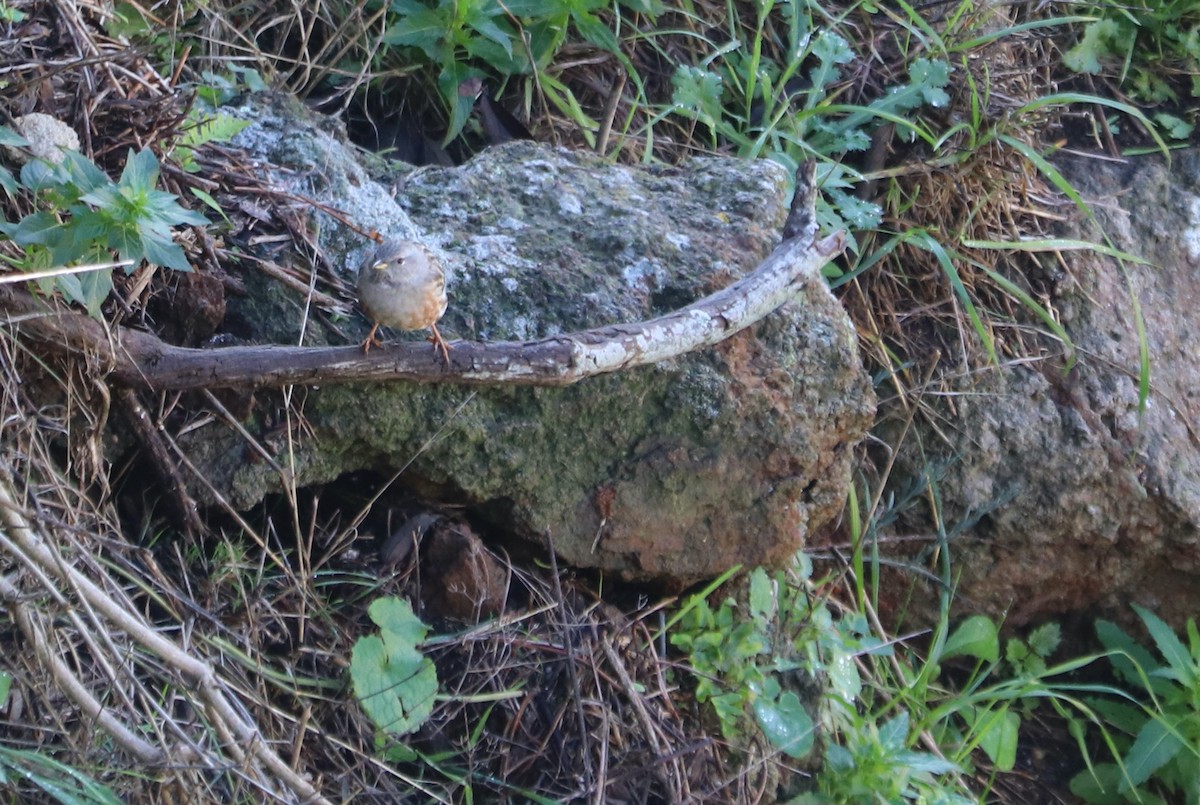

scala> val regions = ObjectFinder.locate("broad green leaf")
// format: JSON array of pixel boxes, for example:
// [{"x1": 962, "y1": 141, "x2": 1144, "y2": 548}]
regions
[
  {"x1": 753, "y1": 689, "x2": 815, "y2": 759},
  {"x1": 0, "y1": 164, "x2": 17, "y2": 195},
  {"x1": 383, "y1": 8, "x2": 448, "y2": 60},
  {"x1": 1063, "y1": 19, "x2": 1123, "y2": 75},
  {"x1": 1027, "y1": 622, "x2": 1062, "y2": 658},
  {"x1": 909, "y1": 58, "x2": 951, "y2": 107},
  {"x1": 671, "y1": 66, "x2": 724, "y2": 127},
  {"x1": 138, "y1": 226, "x2": 192, "y2": 272},
  {"x1": 1132, "y1": 604, "x2": 1196, "y2": 688},
  {"x1": 1122, "y1": 716, "x2": 1183, "y2": 789},
  {"x1": 351, "y1": 597, "x2": 438, "y2": 736},
  {"x1": 748, "y1": 568, "x2": 774, "y2": 622},
  {"x1": 179, "y1": 113, "x2": 252, "y2": 148},
  {"x1": 942, "y1": 614, "x2": 999, "y2": 662},
  {"x1": 119, "y1": 148, "x2": 160, "y2": 194},
  {"x1": 439, "y1": 61, "x2": 481, "y2": 146},
  {"x1": 466, "y1": 14, "x2": 514, "y2": 60},
  {"x1": 1154, "y1": 112, "x2": 1193, "y2": 140},
  {"x1": 572, "y1": 10, "x2": 617, "y2": 53},
  {"x1": 0, "y1": 125, "x2": 28, "y2": 147},
  {"x1": 966, "y1": 705, "x2": 1020, "y2": 771},
  {"x1": 879, "y1": 710, "x2": 909, "y2": 753},
  {"x1": 895, "y1": 749, "x2": 960, "y2": 775},
  {"x1": 1070, "y1": 763, "x2": 1132, "y2": 805},
  {"x1": 75, "y1": 265, "x2": 115, "y2": 318},
  {"x1": 1, "y1": 211, "x2": 61, "y2": 246},
  {"x1": 502, "y1": 0, "x2": 560, "y2": 15},
  {"x1": 824, "y1": 643, "x2": 861, "y2": 703}
]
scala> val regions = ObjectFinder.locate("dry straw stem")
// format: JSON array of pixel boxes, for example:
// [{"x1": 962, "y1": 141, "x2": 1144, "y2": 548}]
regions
[{"x1": 0, "y1": 474, "x2": 329, "y2": 804}]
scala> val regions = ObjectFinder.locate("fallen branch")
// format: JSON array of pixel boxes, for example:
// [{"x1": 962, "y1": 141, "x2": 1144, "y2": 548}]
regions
[{"x1": 1, "y1": 162, "x2": 843, "y2": 391}]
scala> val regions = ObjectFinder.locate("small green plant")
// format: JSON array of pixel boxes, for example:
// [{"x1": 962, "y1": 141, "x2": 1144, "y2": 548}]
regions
[
  {"x1": 1064, "y1": 0, "x2": 1200, "y2": 105},
  {"x1": 666, "y1": 3, "x2": 950, "y2": 242},
  {"x1": 0, "y1": 140, "x2": 209, "y2": 317},
  {"x1": 1070, "y1": 604, "x2": 1200, "y2": 804},
  {"x1": 668, "y1": 559, "x2": 981, "y2": 801},
  {"x1": 668, "y1": 561, "x2": 838, "y2": 757},
  {"x1": 382, "y1": 0, "x2": 657, "y2": 144},
  {"x1": 350, "y1": 596, "x2": 439, "y2": 737},
  {"x1": 795, "y1": 709, "x2": 965, "y2": 805},
  {"x1": 0, "y1": 672, "x2": 123, "y2": 803}
]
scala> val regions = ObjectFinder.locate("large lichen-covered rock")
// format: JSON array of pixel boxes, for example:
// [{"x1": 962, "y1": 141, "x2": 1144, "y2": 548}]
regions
[
  {"x1": 879, "y1": 149, "x2": 1200, "y2": 626},
  {"x1": 186, "y1": 94, "x2": 875, "y2": 584}
]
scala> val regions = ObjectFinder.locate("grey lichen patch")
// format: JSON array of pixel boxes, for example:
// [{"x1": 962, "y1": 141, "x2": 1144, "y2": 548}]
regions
[
  {"x1": 226, "y1": 92, "x2": 418, "y2": 276},
  {"x1": 388, "y1": 141, "x2": 791, "y2": 345}
]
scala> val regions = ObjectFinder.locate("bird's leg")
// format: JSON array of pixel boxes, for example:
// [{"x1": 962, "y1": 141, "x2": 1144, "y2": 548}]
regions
[
  {"x1": 361, "y1": 321, "x2": 383, "y2": 354},
  {"x1": 428, "y1": 323, "x2": 451, "y2": 366}
]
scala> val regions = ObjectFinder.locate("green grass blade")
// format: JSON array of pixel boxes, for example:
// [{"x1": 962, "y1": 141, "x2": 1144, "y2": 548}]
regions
[{"x1": 910, "y1": 230, "x2": 997, "y2": 365}]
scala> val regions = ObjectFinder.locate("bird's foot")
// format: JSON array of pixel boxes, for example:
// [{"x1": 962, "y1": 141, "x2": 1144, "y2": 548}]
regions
[
  {"x1": 361, "y1": 322, "x2": 383, "y2": 354},
  {"x1": 429, "y1": 324, "x2": 451, "y2": 367}
]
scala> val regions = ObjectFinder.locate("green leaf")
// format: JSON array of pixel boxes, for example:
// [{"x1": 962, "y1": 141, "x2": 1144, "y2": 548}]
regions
[
  {"x1": 0, "y1": 211, "x2": 62, "y2": 246},
  {"x1": 824, "y1": 642, "x2": 861, "y2": 703},
  {"x1": 942, "y1": 614, "x2": 999, "y2": 663},
  {"x1": 0, "y1": 164, "x2": 17, "y2": 195},
  {"x1": 753, "y1": 689, "x2": 815, "y2": 759},
  {"x1": 879, "y1": 710, "x2": 909, "y2": 752},
  {"x1": 351, "y1": 597, "x2": 438, "y2": 736},
  {"x1": 671, "y1": 66, "x2": 724, "y2": 127},
  {"x1": 894, "y1": 750, "x2": 960, "y2": 775},
  {"x1": 465, "y1": 14, "x2": 514, "y2": 60},
  {"x1": 909, "y1": 58, "x2": 951, "y2": 107},
  {"x1": 502, "y1": 0, "x2": 560, "y2": 15},
  {"x1": 1027, "y1": 622, "x2": 1062, "y2": 658},
  {"x1": 1154, "y1": 113, "x2": 1193, "y2": 140},
  {"x1": 60, "y1": 151, "x2": 110, "y2": 195},
  {"x1": 439, "y1": 62, "x2": 481, "y2": 146},
  {"x1": 748, "y1": 568, "x2": 774, "y2": 622},
  {"x1": 74, "y1": 266, "x2": 115, "y2": 318},
  {"x1": 383, "y1": 7, "x2": 449, "y2": 61},
  {"x1": 967, "y1": 705, "x2": 1020, "y2": 771},
  {"x1": 179, "y1": 113, "x2": 251, "y2": 148},
  {"x1": 138, "y1": 226, "x2": 192, "y2": 272},
  {"x1": 572, "y1": 10, "x2": 617, "y2": 53},
  {"x1": 1132, "y1": 603, "x2": 1197, "y2": 688},
  {"x1": 1063, "y1": 19, "x2": 1124, "y2": 75},
  {"x1": 0, "y1": 124, "x2": 29, "y2": 147},
  {"x1": 1122, "y1": 716, "x2": 1184, "y2": 789},
  {"x1": 1070, "y1": 763, "x2": 1132, "y2": 805},
  {"x1": 119, "y1": 148, "x2": 160, "y2": 194}
]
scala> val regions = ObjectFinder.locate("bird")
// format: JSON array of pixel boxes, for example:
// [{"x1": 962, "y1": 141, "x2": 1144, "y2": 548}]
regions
[{"x1": 357, "y1": 238, "x2": 450, "y2": 364}]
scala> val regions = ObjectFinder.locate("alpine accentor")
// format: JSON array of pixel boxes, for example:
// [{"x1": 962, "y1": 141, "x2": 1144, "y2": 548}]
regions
[{"x1": 357, "y1": 239, "x2": 450, "y2": 363}]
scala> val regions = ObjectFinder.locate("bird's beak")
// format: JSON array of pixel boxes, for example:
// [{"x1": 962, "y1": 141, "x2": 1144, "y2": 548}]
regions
[{"x1": 372, "y1": 261, "x2": 387, "y2": 271}]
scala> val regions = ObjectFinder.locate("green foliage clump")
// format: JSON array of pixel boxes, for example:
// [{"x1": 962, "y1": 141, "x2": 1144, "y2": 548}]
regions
[
  {"x1": 669, "y1": 560, "x2": 972, "y2": 801},
  {"x1": 669, "y1": 563, "x2": 824, "y2": 758},
  {"x1": 1070, "y1": 605, "x2": 1200, "y2": 805},
  {"x1": 0, "y1": 138, "x2": 209, "y2": 317},
  {"x1": 383, "y1": 0, "x2": 659, "y2": 144},
  {"x1": 668, "y1": 4, "x2": 950, "y2": 240},
  {"x1": 1064, "y1": 0, "x2": 1199, "y2": 138}
]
